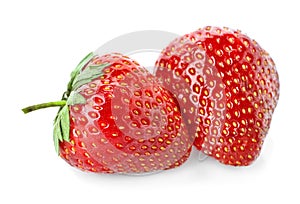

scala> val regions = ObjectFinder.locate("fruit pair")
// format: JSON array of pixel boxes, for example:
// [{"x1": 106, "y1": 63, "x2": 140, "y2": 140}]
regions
[{"x1": 22, "y1": 26, "x2": 279, "y2": 174}]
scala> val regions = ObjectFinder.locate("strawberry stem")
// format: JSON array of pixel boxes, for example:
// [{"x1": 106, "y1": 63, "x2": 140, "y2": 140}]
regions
[{"x1": 22, "y1": 100, "x2": 67, "y2": 114}]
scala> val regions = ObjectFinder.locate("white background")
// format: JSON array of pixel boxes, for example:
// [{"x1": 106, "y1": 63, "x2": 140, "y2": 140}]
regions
[{"x1": 1, "y1": 0, "x2": 299, "y2": 203}]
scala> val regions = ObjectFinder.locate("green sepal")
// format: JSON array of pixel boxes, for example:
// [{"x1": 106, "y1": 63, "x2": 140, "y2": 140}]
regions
[
  {"x1": 60, "y1": 105, "x2": 70, "y2": 142},
  {"x1": 54, "y1": 119, "x2": 63, "y2": 142},
  {"x1": 67, "y1": 91, "x2": 86, "y2": 105},
  {"x1": 71, "y1": 52, "x2": 94, "y2": 80},
  {"x1": 53, "y1": 116, "x2": 62, "y2": 154},
  {"x1": 66, "y1": 52, "x2": 94, "y2": 98},
  {"x1": 53, "y1": 105, "x2": 70, "y2": 154},
  {"x1": 53, "y1": 131, "x2": 60, "y2": 155},
  {"x1": 72, "y1": 63, "x2": 110, "y2": 91}
]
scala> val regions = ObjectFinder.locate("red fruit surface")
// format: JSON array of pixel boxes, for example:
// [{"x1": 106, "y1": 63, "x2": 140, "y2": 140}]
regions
[
  {"x1": 154, "y1": 26, "x2": 279, "y2": 166},
  {"x1": 59, "y1": 53, "x2": 192, "y2": 173}
]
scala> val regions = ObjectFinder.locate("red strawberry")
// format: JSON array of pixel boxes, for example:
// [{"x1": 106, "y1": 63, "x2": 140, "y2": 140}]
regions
[
  {"x1": 154, "y1": 26, "x2": 279, "y2": 166},
  {"x1": 22, "y1": 52, "x2": 192, "y2": 174}
]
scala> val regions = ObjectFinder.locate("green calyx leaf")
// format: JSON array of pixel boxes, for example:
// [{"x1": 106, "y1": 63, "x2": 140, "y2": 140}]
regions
[
  {"x1": 53, "y1": 94, "x2": 86, "y2": 154},
  {"x1": 67, "y1": 91, "x2": 86, "y2": 105},
  {"x1": 71, "y1": 63, "x2": 110, "y2": 91},
  {"x1": 71, "y1": 52, "x2": 94, "y2": 80},
  {"x1": 53, "y1": 105, "x2": 70, "y2": 154},
  {"x1": 53, "y1": 91, "x2": 87, "y2": 154},
  {"x1": 65, "y1": 52, "x2": 94, "y2": 98}
]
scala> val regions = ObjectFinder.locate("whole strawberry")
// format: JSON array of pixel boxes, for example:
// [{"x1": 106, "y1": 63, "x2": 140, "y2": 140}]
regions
[
  {"x1": 154, "y1": 26, "x2": 280, "y2": 166},
  {"x1": 23, "y1": 52, "x2": 192, "y2": 174}
]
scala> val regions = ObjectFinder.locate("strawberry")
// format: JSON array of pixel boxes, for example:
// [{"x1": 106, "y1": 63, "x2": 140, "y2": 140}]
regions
[
  {"x1": 154, "y1": 26, "x2": 280, "y2": 166},
  {"x1": 22, "y1": 52, "x2": 192, "y2": 174}
]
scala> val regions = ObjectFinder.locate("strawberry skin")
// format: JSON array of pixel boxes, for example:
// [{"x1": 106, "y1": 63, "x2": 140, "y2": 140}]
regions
[
  {"x1": 154, "y1": 26, "x2": 279, "y2": 166},
  {"x1": 58, "y1": 53, "x2": 192, "y2": 174}
]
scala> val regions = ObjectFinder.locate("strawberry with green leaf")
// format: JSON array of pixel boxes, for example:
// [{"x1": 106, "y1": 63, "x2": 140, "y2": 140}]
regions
[{"x1": 23, "y1": 52, "x2": 192, "y2": 174}]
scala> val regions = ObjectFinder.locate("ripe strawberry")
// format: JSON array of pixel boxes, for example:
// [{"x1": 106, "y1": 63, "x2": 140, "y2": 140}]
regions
[
  {"x1": 22, "y1": 52, "x2": 192, "y2": 174},
  {"x1": 154, "y1": 26, "x2": 280, "y2": 166}
]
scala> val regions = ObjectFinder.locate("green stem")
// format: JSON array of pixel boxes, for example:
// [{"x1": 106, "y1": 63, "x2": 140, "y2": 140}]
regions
[{"x1": 22, "y1": 100, "x2": 67, "y2": 114}]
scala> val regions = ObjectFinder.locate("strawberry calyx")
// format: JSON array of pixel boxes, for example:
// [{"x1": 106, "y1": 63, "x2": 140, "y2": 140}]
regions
[
  {"x1": 64, "y1": 52, "x2": 95, "y2": 99},
  {"x1": 22, "y1": 52, "x2": 110, "y2": 154}
]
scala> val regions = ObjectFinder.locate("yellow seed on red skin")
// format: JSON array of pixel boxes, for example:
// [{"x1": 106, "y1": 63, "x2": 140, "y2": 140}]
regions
[
  {"x1": 84, "y1": 152, "x2": 90, "y2": 158},
  {"x1": 79, "y1": 142, "x2": 86, "y2": 148}
]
